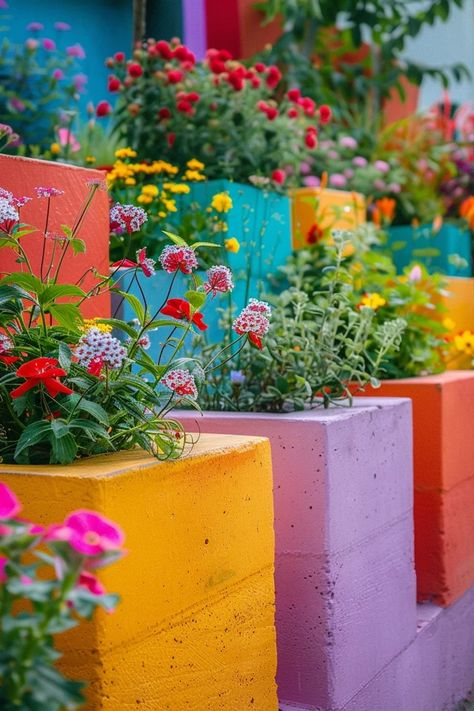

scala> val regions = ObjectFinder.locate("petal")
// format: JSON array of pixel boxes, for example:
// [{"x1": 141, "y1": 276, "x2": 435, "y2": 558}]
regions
[
  {"x1": 10, "y1": 380, "x2": 36, "y2": 399},
  {"x1": 248, "y1": 332, "x2": 263, "y2": 349},
  {"x1": 192, "y1": 312, "x2": 208, "y2": 331}
]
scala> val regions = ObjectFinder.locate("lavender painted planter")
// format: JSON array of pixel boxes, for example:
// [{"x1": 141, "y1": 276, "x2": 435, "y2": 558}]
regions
[{"x1": 177, "y1": 399, "x2": 416, "y2": 710}]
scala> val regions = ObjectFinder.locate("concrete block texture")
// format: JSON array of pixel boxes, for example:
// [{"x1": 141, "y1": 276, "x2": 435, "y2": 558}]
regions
[
  {"x1": 177, "y1": 398, "x2": 416, "y2": 709},
  {"x1": 0, "y1": 435, "x2": 278, "y2": 711}
]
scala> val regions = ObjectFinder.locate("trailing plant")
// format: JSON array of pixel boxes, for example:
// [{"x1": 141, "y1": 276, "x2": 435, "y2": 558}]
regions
[
  {"x1": 0, "y1": 182, "x2": 263, "y2": 464},
  {"x1": 0, "y1": 481, "x2": 124, "y2": 710},
  {"x1": 197, "y1": 234, "x2": 406, "y2": 411}
]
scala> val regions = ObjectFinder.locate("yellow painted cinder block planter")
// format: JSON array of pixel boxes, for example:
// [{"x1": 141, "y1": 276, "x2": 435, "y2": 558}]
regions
[
  {"x1": 0, "y1": 435, "x2": 278, "y2": 711},
  {"x1": 434, "y1": 277, "x2": 474, "y2": 370},
  {"x1": 290, "y1": 187, "x2": 366, "y2": 249}
]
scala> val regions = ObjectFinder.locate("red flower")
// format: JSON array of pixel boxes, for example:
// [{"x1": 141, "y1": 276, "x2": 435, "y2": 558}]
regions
[
  {"x1": 96, "y1": 100, "x2": 112, "y2": 117},
  {"x1": 298, "y1": 96, "x2": 316, "y2": 116},
  {"x1": 172, "y1": 44, "x2": 192, "y2": 62},
  {"x1": 111, "y1": 247, "x2": 155, "y2": 277},
  {"x1": 254, "y1": 62, "x2": 266, "y2": 73},
  {"x1": 155, "y1": 40, "x2": 173, "y2": 59},
  {"x1": 287, "y1": 107, "x2": 299, "y2": 119},
  {"x1": 158, "y1": 107, "x2": 172, "y2": 120},
  {"x1": 167, "y1": 70, "x2": 183, "y2": 84},
  {"x1": 0, "y1": 355, "x2": 20, "y2": 365},
  {"x1": 114, "y1": 51, "x2": 125, "y2": 63},
  {"x1": 128, "y1": 63, "x2": 143, "y2": 78},
  {"x1": 250, "y1": 76, "x2": 261, "y2": 88},
  {"x1": 87, "y1": 358, "x2": 104, "y2": 377},
  {"x1": 227, "y1": 69, "x2": 245, "y2": 91},
  {"x1": 257, "y1": 101, "x2": 278, "y2": 120},
  {"x1": 305, "y1": 132, "x2": 317, "y2": 149},
  {"x1": 167, "y1": 132, "x2": 176, "y2": 148},
  {"x1": 266, "y1": 65, "x2": 282, "y2": 89},
  {"x1": 108, "y1": 76, "x2": 121, "y2": 92},
  {"x1": 160, "y1": 299, "x2": 208, "y2": 331},
  {"x1": 10, "y1": 357, "x2": 74, "y2": 399},
  {"x1": 186, "y1": 92, "x2": 200, "y2": 103},
  {"x1": 306, "y1": 223, "x2": 324, "y2": 244},
  {"x1": 287, "y1": 88, "x2": 301, "y2": 102},
  {"x1": 319, "y1": 105, "x2": 332, "y2": 124},
  {"x1": 209, "y1": 58, "x2": 226, "y2": 74},
  {"x1": 177, "y1": 99, "x2": 194, "y2": 114},
  {"x1": 271, "y1": 169, "x2": 286, "y2": 185}
]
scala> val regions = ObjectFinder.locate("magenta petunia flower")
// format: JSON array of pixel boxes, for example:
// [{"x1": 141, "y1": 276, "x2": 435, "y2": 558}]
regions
[
  {"x1": 49, "y1": 510, "x2": 125, "y2": 557},
  {"x1": 42, "y1": 38, "x2": 56, "y2": 51},
  {"x1": 0, "y1": 483, "x2": 21, "y2": 519},
  {"x1": 78, "y1": 570, "x2": 106, "y2": 596}
]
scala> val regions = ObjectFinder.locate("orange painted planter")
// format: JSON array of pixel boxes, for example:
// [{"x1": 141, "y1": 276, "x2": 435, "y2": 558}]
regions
[
  {"x1": 433, "y1": 277, "x2": 474, "y2": 370},
  {"x1": 290, "y1": 188, "x2": 366, "y2": 249},
  {"x1": 366, "y1": 371, "x2": 474, "y2": 606},
  {"x1": 0, "y1": 155, "x2": 110, "y2": 319}
]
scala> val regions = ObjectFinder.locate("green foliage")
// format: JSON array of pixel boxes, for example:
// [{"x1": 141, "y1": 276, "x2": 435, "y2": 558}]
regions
[{"x1": 197, "y1": 235, "x2": 406, "y2": 411}]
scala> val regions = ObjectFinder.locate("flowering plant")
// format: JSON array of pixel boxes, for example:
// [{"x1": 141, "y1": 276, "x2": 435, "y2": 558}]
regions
[
  {"x1": 0, "y1": 482, "x2": 124, "y2": 709},
  {"x1": 106, "y1": 149, "x2": 232, "y2": 263},
  {"x1": 0, "y1": 13, "x2": 87, "y2": 151},
  {"x1": 0, "y1": 182, "x2": 261, "y2": 464},
  {"x1": 198, "y1": 234, "x2": 406, "y2": 411},
  {"x1": 280, "y1": 224, "x2": 450, "y2": 378},
  {"x1": 104, "y1": 39, "x2": 330, "y2": 187}
]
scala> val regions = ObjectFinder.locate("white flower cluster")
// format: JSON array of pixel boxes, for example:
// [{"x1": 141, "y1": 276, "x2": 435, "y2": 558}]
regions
[
  {"x1": 75, "y1": 327, "x2": 127, "y2": 370},
  {"x1": 0, "y1": 197, "x2": 19, "y2": 226}
]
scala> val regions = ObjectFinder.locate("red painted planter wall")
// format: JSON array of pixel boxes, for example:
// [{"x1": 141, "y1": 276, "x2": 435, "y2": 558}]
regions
[{"x1": 0, "y1": 155, "x2": 110, "y2": 319}]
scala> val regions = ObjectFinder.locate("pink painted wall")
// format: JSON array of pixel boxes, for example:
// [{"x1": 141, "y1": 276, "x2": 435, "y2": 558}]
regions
[{"x1": 0, "y1": 155, "x2": 110, "y2": 319}]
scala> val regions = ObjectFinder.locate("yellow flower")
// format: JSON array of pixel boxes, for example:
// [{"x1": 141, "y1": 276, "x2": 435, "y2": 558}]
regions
[
  {"x1": 212, "y1": 220, "x2": 228, "y2": 233},
  {"x1": 115, "y1": 147, "x2": 137, "y2": 159},
  {"x1": 360, "y1": 293, "x2": 386, "y2": 310},
  {"x1": 82, "y1": 319, "x2": 112, "y2": 333},
  {"x1": 85, "y1": 155, "x2": 96, "y2": 164},
  {"x1": 454, "y1": 330, "x2": 474, "y2": 355},
  {"x1": 211, "y1": 192, "x2": 233, "y2": 213},
  {"x1": 137, "y1": 194, "x2": 153, "y2": 205},
  {"x1": 224, "y1": 237, "x2": 240, "y2": 253},
  {"x1": 142, "y1": 184, "x2": 159, "y2": 197},
  {"x1": 187, "y1": 158, "x2": 205, "y2": 171},
  {"x1": 185, "y1": 170, "x2": 206, "y2": 182},
  {"x1": 158, "y1": 211, "x2": 167, "y2": 218},
  {"x1": 162, "y1": 198, "x2": 177, "y2": 212},
  {"x1": 442, "y1": 317, "x2": 456, "y2": 331},
  {"x1": 163, "y1": 182, "x2": 191, "y2": 194},
  {"x1": 125, "y1": 177, "x2": 136, "y2": 186},
  {"x1": 50, "y1": 142, "x2": 61, "y2": 155}
]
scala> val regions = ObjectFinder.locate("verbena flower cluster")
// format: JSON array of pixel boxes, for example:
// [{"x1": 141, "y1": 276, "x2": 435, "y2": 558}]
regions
[{"x1": 75, "y1": 327, "x2": 127, "y2": 372}]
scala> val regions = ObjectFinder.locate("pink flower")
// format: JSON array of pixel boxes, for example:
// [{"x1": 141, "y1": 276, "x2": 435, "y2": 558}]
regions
[
  {"x1": 42, "y1": 38, "x2": 56, "y2": 51},
  {"x1": 374, "y1": 160, "x2": 390, "y2": 174},
  {"x1": 162, "y1": 369, "x2": 198, "y2": 398},
  {"x1": 0, "y1": 483, "x2": 21, "y2": 519},
  {"x1": 78, "y1": 570, "x2": 106, "y2": 596},
  {"x1": 73, "y1": 73, "x2": 88, "y2": 92},
  {"x1": 111, "y1": 247, "x2": 155, "y2": 277},
  {"x1": 159, "y1": 244, "x2": 198, "y2": 274},
  {"x1": 26, "y1": 22, "x2": 43, "y2": 32},
  {"x1": 388, "y1": 183, "x2": 401, "y2": 194},
  {"x1": 203, "y1": 265, "x2": 234, "y2": 297},
  {"x1": 353, "y1": 156, "x2": 368, "y2": 167},
  {"x1": 373, "y1": 179, "x2": 386, "y2": 191},
  {"x1": 408, "y1": 265, "x2": 422, "y2": 283},
  {"x1": 35, "y1": 186, "x2": 64, "y2": 198},
  {"x1": 0, "y1": 557, "x2": 7, "y2": 583},
  {"x1": 303, "y1": 176, "x2": 320, "y2": 187},
  {"x1": 232, "y1": 299, "x2": 271, "y2": 350},
  {"x1": 0, "y1": 198, "x2": 19, "y2": 234},
  {"x1": 57, "y1": 128, "x2": 80, "y2": 152},
  {"x1": 329, "y1": 173, "x2": 347, "y2": 188},
  {"x1": 67, "y1": 43, "x2": 85, "y2": 59},
  {"x1": 75, "y1": 328, "x2": 127, "y2": 372},
  {"x1": 339, "y1": 135, "x2": 358, "y2": 149},
  {"x1": 52, "y1": 68, "x2": 64, "y2": 80},
  {"x1": 109, "y1": 203, "x2": 147, "y2": 234},
  {"x1": 54, "y1": 22, "x2": 71, "y2": 31},
  {"x1": 11, "y1": 97, "x2": 26, "y2": 112},
  {"x1": 48, "y1": 510, "x2": 125, "y2": 557}
]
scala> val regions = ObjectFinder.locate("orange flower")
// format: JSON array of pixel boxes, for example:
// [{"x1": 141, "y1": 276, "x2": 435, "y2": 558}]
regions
[
  {"x1": 374, "y1": 197, "x2": 396, "y2": 224},
  {"x1": 460, "y1": 196, "x2": 474, "y2": 230}
]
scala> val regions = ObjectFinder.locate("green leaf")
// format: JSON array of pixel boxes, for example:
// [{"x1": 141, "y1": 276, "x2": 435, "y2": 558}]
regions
[
  {"x1": 184, "y1": 290, "x2": 206, "y2": 310},
  {"x1": 50, "y1": 419, "x2": 71, "y2": 439},
  {"x1": 191, "y1": 241, "x2": 220, "y2": 249},
  {"x1": 48, "y1": 303, "x2": 83, "y2": 331},
  {"x1": 1, "y1": 272, "x2": 43, "y2": 294},
  {"x1": 94, "y1": 318, "x2": 138, "y2": 339},
  {"x1": 70, "y1": 238, "x2": 86, "y2": 255},
  {"x1": 40, "y1": 284, "x2": 85, "y2": 304},
  {"x1": 64, "y1": 395, "x2": 109, "y2": 425},
  {"x1": 58, "y1": 342, "x2": 72, "y2": 372},
  {"x1": 14, "y1": 421, "x2": 52, "y2": 459},
  {"x1": 162, "y1": 229, "x2": 187, "y2": 246},
  {"x1": 119, "y1": 291, "x2": 145, "y2": 325},
  {"x1": 49, "y1": 432, "x2": 78, "y2": 464}
]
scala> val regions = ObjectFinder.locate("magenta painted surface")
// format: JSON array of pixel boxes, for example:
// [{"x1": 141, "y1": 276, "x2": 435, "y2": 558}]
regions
[
  {"x1": 183, "y1": 0, "x2": 207, "y2": 59},
  {"x1": 177, "y1": 398, "x2": 416, "y2": 709}
]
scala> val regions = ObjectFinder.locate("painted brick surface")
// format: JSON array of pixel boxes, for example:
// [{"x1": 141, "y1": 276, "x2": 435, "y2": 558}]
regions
[
  {"x1": 177, "y1": 398, "x2": 416, "y2": 709},
  {"x1": 0, "y1": 155, "x2": 110, "y2": 319},
  {"x1": 0, "y1": 435, "x2": 278, "y2": 711},
  {"x1": 370, "y1": 371, "x2": 474, "y2": 605}
]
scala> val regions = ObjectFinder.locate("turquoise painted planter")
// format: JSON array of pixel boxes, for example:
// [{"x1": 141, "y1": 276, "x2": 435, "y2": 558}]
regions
[
  {"x1": 173, "y1": 179, "x2": 292, "y2": 289},
  {"x1": 386, "y1": 223, "x2": 472, "y2": 276}
]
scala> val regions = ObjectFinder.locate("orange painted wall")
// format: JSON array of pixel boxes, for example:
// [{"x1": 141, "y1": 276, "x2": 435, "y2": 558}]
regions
[
  {"x1": 366, "y1": 371, "x2": 474, "y2": 605},
  {"x1": 0, "y1": 155, "x2": 110, "y2": 319}
]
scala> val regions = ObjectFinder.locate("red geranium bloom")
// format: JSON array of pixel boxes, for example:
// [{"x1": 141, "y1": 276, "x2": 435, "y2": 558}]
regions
[
  {"x1": 158, "y1": 107, "x2": 172, "y2": 120},
  {"x1": 96, "y1": 100, "x2": 112, "y2": 117},
  {"x1": 319, "y1": 104, "x2": 332, "y2": 124},
  {"x1": 167, "y1": 70, "x2": 183, "y2": 84},
  {"x1": 10, "y1": 357, "x2": 74, "y2": 399},
  {"x1": 155, "y1": 40, "x2": 173, "y2": 59},
  {"x1": 128, "y1": 63, "x2": 143, "y2": 78},
  {"x1": 108, "y1": 76, "x2": 121, "y2": 92},
  {"x1": 160, "y1": 298, "x2": 208, "y2": 331}
]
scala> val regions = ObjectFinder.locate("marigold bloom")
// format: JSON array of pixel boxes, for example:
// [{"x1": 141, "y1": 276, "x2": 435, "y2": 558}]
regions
[
  {"x1": 160, "y1": 298, "x2": 208, "y2": 331},
  {"x1": 0, "y1": 482, "x2": 21, "y2": 519},
  {"x1": 159, "y1": 244, "x2": 198, "y2": 274},
  {"x1": 185, "y1": 169, "x2": 205, "y2": 181},
  {"x1": 186, "y1": 158, "x2": 204, "y2": 171},
  {"x1": 203, "y1": 265, "x2": 234, "y2": 296},
  {"x1": 115, "y1": 147, "x2": 137, "y2": 159},
  {"x1": 224, "y1": 237, "x2": 240, "y2": 253},
  {"x1": 211, "y1": 192, "x2": 232, "y2": 213},
  {"x1": 162, "y1": 369, "x2": 198, "y2": 398},
  {"x1": 10, "y1": 357, "x2": 74, "y2": 399},
  {"x1": 142, "y1": 184, "x2": 159, "y2": 197},
  {"x1": 443, "y1": 317, "x2": 456, "y2": 331},
  {"x1": 360, "y1": 293, "x2": 386, "y2": 310},
  {"x1": 48, "y1": 510, "x2": 125, "y2": 557},
  {"x1": 454, "y1": 330, "x2": 474, "y2": 355}
]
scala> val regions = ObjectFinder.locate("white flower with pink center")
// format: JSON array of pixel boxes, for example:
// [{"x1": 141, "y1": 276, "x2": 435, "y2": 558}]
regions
[
  {"x1": 75, "y1": 328, "x2": 127, "y2": 370},
  {"x1": 0, "y1": 334, "x2": 14, "y2": 354},
  {"x1": 35, "y1": 187, "x2": 64, "y2": 198},
  {"x1": 203, "y1": 265, "x2": 234, "y2": 296},
  {"x1": 0, "y1": 198, "x2": 19, "y2": 233},
  {"x1": 162, "y1": 369, "x2": 198, "y2": 398},
  {"x1": 110, "y1": 203, "x2": 148, "y2": 234},
  {"x1": 159, "y1": 245, "x2": 198, "y2": 274},
  {"x1": 232, "y1": 299, "x2": 271, "y2": 350}
]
